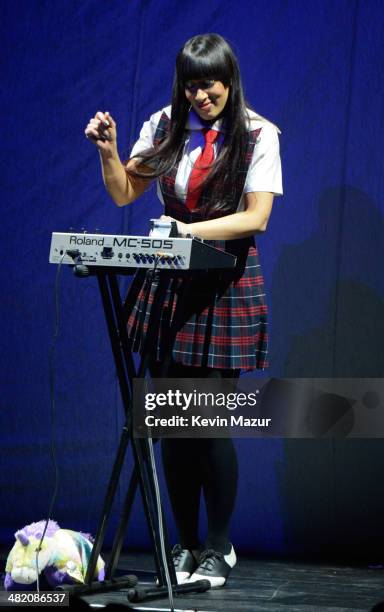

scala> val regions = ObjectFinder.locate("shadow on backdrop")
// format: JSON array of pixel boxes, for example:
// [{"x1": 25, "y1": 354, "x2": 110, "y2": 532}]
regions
[
  {"x1": 270, "y1": 185, "x2": 384, "y2": 560},
  {"x1": 270, "y1": 185, "x2": 384, "y2": 377}
]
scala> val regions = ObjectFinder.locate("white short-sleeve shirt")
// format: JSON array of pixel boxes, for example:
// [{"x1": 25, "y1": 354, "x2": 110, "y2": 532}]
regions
[{"x1": 130, "y1": 105, "x2": 283, "y2": 211}]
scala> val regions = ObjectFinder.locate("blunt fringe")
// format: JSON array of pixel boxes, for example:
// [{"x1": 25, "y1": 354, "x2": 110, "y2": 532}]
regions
[{"x1": 128, "y1": 33, "x2": 249, "y2": 214}]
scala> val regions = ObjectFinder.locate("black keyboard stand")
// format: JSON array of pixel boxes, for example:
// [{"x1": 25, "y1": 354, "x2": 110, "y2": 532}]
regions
[{"x1": 57, "y1": 266, "x2": 210, "y2": 603}]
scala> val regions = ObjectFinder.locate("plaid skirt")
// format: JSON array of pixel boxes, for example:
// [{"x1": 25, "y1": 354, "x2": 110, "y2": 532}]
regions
[{"x1": 125, "y1": 237, "x2": 268, "y2": 371}]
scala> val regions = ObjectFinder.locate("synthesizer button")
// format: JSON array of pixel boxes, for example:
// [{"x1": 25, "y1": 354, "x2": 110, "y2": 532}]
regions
[{"x1": 101, "y1": 247, "x2": 114, "y2": 259}]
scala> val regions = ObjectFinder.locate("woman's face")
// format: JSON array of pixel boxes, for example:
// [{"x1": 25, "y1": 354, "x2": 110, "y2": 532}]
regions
[{"x1": 184, "y1": 79, "x2": 229, "y2": 120}]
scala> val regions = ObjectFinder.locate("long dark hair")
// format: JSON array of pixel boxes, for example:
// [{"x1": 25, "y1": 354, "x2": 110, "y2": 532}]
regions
[{"x1": 128, "y1": 33, "x2": 249, "y2": 214}]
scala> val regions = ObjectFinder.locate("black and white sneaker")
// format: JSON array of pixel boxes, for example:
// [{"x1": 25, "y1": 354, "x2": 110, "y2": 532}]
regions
[
  {"x1": 188, "y1": 546, "x2": 236, "y2": 588},
  {"x1": 171, "y1": 544, "x2": 199, "y2": 585}
]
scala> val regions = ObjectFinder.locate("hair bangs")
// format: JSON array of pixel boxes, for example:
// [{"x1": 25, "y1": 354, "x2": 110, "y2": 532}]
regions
[{"x1": 177, "y1": 48, "x2": 232, "y2": 86}]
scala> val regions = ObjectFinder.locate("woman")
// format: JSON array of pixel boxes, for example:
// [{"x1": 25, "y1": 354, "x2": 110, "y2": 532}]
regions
[{"x1": 85, "y1": 33, "x2": 282, "y2": 588}]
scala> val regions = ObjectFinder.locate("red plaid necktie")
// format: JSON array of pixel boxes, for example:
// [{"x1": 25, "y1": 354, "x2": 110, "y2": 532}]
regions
[{"x1": 185, "y1": 128, "x2": 219, "y2": 210}]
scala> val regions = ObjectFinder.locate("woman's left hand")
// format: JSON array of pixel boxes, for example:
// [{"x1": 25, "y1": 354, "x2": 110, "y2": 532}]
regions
[{"x1": 159, "y1": 215, "x2": 189, "y2": 238}]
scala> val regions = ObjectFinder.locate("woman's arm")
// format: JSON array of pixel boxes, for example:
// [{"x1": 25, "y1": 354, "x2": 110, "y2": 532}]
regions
[
  {"x1": 85, "y1": 111, "x2": 153, "y2": 206},
  {"x1": 162, "y1": 191, "x2": 274, "y2": 240},
  {"x1": 100, "y1": 154, "x2": 153, "y2": 206}
]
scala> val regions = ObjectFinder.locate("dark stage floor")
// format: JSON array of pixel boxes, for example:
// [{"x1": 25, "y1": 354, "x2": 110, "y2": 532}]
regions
[
  {"x1": 60, "y1": 552, "x2": 384, "y2": 611},
  {"x1": 1, "y1": 550, "x2": 384, "y2": 611}
]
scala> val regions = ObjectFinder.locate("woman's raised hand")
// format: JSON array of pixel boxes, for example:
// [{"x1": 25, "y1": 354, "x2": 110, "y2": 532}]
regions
[{"x1": 84, "y1": 111, "x2": 117, "y2": 154}]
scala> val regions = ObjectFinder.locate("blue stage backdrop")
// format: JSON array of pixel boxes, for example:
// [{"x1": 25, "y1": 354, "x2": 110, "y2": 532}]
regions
[{"x1": 1, "y1": 0, "x2": 384, "y2": 561}]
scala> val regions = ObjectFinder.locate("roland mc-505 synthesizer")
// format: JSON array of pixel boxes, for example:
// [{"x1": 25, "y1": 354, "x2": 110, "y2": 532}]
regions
[{"x1": 49, "y1": 232, "x2": 237, "y2": 270}]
